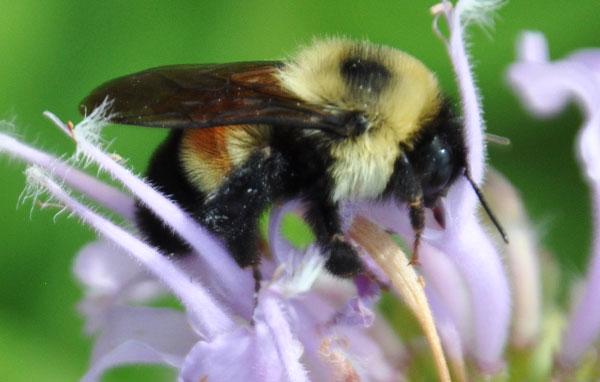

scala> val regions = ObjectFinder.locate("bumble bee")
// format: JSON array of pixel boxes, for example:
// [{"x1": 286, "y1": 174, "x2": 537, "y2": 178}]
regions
[{"x1": 81, "y1": 38, "x2": 506, "y2": 278}]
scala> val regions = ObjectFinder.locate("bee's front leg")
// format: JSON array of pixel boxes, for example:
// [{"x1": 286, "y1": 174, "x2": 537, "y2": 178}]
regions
[{"x1": 387, "y1": 153, "x2": 425, "y2": 265}]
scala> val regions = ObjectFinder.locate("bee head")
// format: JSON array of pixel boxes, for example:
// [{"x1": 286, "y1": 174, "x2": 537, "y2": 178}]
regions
[{"x1": 408, "y1": 101, "x2": 466, "y2": 208}]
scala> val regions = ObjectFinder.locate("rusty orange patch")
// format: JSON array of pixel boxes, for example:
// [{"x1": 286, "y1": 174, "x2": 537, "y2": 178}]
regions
[
  {"x1": 183, "y1": 127, "x2": 233, "y2": 171},
  {"x1": 180, "y1": 127, "x2": 234, "y2": 193}
]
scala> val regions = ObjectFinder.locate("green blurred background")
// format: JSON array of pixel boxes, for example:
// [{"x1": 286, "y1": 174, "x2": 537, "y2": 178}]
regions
[{"x1": 0, "y1": 1, "x2": 598, "y2": 380}]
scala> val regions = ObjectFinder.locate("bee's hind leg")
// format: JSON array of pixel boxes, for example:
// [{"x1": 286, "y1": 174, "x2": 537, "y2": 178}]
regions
[{"x1": 199, "y1": 150, "x2": 289, "y2": 270}]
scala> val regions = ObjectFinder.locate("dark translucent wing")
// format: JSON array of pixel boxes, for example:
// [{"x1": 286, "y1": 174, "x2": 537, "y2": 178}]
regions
[{"x1": 80, "y1": 62, "x2": 364, "y2": 137}]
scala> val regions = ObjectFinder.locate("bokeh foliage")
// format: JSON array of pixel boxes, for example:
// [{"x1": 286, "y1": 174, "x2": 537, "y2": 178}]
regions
[{"x1": 0, "y1": 1, "x2": 598, "y2": 380}]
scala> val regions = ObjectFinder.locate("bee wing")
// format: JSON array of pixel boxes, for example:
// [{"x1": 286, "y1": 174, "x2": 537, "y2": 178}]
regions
[{"x1": 80, "y1": 62, "x2": 361, "y2": 137}]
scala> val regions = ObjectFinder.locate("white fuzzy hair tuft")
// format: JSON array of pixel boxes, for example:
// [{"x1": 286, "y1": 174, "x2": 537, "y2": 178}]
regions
[
  {"x1": 21, "y1": 166, "x2": 69, "y2": 221},
  {"x1": 272, "y1": 245, "x2": 326, "y2": 297},
  {"x1": 44, "y1": 98, "x2": 116, "y2": 170},
  {"x1": 458, "y1": 0, "x2": 505, "y2": 29}
]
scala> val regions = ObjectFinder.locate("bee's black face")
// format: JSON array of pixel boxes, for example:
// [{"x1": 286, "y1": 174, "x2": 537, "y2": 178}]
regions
[
  {"x1": 412, "y1": 135, "x2": 457, "y2": 207},
  {"x1": 408, "y1": 102, "x2": 466, "y2": 208}
]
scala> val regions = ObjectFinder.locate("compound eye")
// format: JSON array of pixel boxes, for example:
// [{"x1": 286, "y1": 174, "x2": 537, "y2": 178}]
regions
[{"x1": 418, "y1": 136, "x2": 453, "y2": 200}]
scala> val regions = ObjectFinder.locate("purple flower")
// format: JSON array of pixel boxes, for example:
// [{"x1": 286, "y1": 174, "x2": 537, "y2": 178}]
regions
[
  {"x1": 508, "y1": 31, "x2": 600, "y2": 371},
  {"x1": 10, "y1": 1, "x2": 588, "y2": 380}
]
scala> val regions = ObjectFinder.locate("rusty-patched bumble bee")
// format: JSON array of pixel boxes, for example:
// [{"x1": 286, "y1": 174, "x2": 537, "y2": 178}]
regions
[{"x1": 81, "y1": 38, "x2": 507, "y2": 278}]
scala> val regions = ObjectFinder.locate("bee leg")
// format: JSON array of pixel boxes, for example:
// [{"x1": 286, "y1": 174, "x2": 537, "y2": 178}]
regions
[
  {"x1": 200, "y1": 150, "x2": 289, "y2": 269},
  {"x1": 305, "y1": 198, "x2": 363, "y2": 277},
  {"x1": 252, "y1": 265, "x2": 262, "y2": 307},
  {"x1": 388, "y1": 153, "x2": 425, "y2": 265},
  {"x1": 407, "y1": 196, "x2": 425, "y2": 266},
  {"x1": 326, "y1": 235, "x2": 364, "y2": 277}
]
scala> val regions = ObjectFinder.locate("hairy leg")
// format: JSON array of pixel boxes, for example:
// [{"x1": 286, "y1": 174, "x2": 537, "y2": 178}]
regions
[
  {"x1": 200, "y1": 149, "x2": 289, "y2": 267},
  {"x1": 387, "y1": 153, "x2": 425, "y2": 264},
  {"x1": 304, "y1": 196, "x2": 363, "y2": 277}
]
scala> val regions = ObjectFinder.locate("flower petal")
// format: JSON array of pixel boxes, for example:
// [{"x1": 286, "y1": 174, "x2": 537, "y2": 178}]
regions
[
  {"x1": 180, "y1": 291, "x2": 310, "y2": 382},
  {"x1": 319, "y1": 328, "x2": 401, "y2": 382},
  {"x1": 419, "y1": 243, "x2": 472, "y2": 351},
  {"x1": 179, "y1": 327, "x2": 283, "y2": 382},
  {"x1": 74, "y1": 240, "x2": 149, "y2": 293},
  {"x1": 329, "y1": 275, "x2": 378, "y2": 329},
  {"x1": 444, "y1": 1, "x2": 487, "y2": 185},
  {"x1": 82, "y1": 306, "x2": 197, "y2": 382},
  {"x1": 256, "y1": 291, "x2": 309, "y2": 381},
  {"x1": 484, "y1": 169, "x2": 542, "y2": 348},
  {"x1": 0, "y1": 132, "x2": 134, "y2": 219},
  {"x1": 82, "y1": 341, "x2": 179, "y2": 382},
  {"x1": 366, "y1": 314, "x2": 408, "y2": 375},
  {"x1": 287, "y1": 291, "x2": 404, "y2": 382},
  {"x1": 508, "y1": 32, "x2": 600, "y2": 368},
  {"x1": 271, "y1": 245, "x2": 326, "y2": 298},
  {"x1": 508, "y1": 33, "x2": 574, "y2": 118},
  {"x1": 431, "y1": 2, "x2": 511, "y2": 372},
  {"x1": 441, "y1": 219, "x2": 509, "y2": 373},
  {"x1": 26, "y1": 167, "x2": 234, "y2": 338},
  {"x1": 426, "y1": 286, "x2": 467, "y2": 381},
  {"x1": 74, "y1": 240, "x2": 166, "y2": 333}
]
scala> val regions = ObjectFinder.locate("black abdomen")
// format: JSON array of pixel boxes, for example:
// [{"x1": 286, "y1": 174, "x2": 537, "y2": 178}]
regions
[{"x1": 135, "y1": 130, "x2": 204, "y2": 255}]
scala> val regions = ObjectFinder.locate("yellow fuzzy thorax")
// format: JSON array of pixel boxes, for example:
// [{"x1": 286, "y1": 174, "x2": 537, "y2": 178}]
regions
[
  {"x1": 278, "y1": 38, "x2": 442, "y2": 201},
  {"x1": 277, "y1": 38, "x2": 441, "y2": 142}
]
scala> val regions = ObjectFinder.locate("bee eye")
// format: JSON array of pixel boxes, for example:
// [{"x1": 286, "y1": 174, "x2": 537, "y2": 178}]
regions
[{"x1": 412, "y1": 135, "x2": 454, "y2": 205}]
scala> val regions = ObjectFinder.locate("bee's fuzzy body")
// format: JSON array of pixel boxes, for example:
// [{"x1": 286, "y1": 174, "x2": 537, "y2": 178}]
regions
[{"x1": 83, "y1": 39, "x2": 467, "y2": 277}]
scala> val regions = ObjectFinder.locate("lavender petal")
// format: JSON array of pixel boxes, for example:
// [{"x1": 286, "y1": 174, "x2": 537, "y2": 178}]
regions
[
  {"x1": 366, "y1": 315, "x2": 409, "y2": 379},
  {"x1": 431, "y1": 1, "x2": 511, "y2": 371},
  {"x1": 256, "y1": 291, "x2": 309, "y2": 382},
  {"x1": 442, "y1": 220, "x2": 509, "y2": 373},
  {"x1": 0, "y1": 132, "x2": 134, "y2": 219},
  {"x1": 328, "y1": 296, "x2": 375, "y2": 328},
  {"x1": 82, "y1": 306, "x2": 197, "y2": 382},
  {"x1": 74, "y1": 240, "x2": 165, "y2": 333},
  {"x1": 508, "y1": 32, "x2": 600, "y2": 368},
  {"x1": 74, "y1": 240, "x2": 151, "y2": 294},
  {"x1": 27, "y1": 167, "x2": 235, "y2": 338},
  {"x1": 419, "y1": 242, "x2": 472, "y2": 350},
  {"x1": 179, "y1": 327, "x2": 284, "y2": 382},
  {"x1": 484, "y1": 169, "x2": 542, "y2": 348},
  {"x1": 324, "y1": 325, "x2": 401, "y2": 381},
  {"x1": 82, "y1": 341, "x2": 180, "y2": 382},
  {"x1": 425, "y1": 286, "x2": 466, "y2": 374},
  {"x1": 446, "y1": 1, "x2": 487, "y2": 184}
]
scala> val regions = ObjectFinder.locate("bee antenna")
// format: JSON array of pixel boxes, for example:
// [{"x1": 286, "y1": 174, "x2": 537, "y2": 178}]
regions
[{"x1": 463, "y1": 168, "x2": 509, "y2": 244}]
